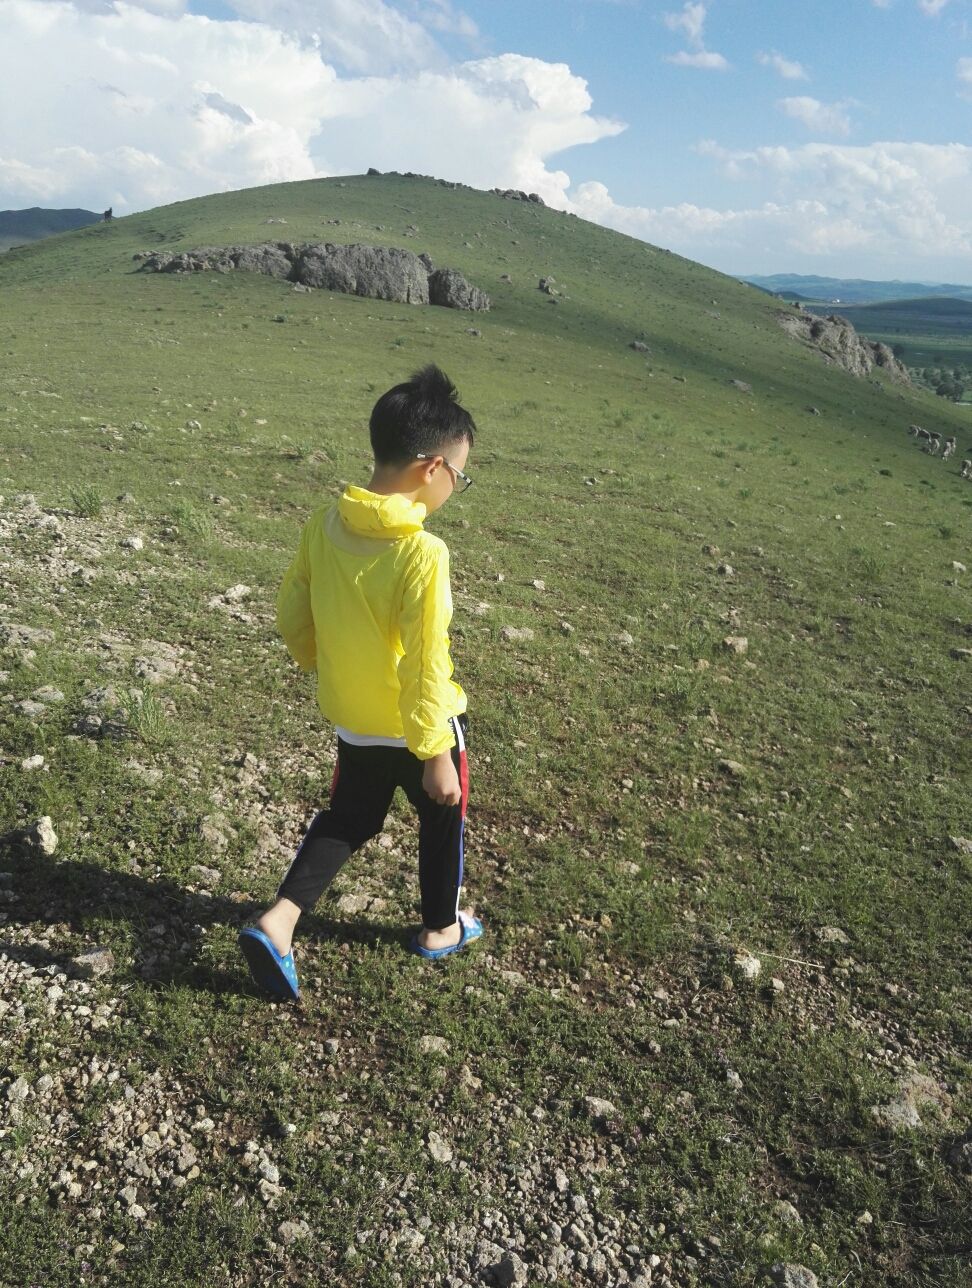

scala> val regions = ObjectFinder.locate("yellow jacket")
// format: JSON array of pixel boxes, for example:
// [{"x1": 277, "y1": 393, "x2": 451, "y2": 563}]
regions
[{"x1": 275, "y1": 484, "x2": 466, "y2": 759}]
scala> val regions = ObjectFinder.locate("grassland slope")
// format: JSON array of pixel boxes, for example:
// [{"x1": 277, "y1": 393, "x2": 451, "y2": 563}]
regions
[{"x1": 0, "y1": 174, "x2": 970, "y2": 1287}]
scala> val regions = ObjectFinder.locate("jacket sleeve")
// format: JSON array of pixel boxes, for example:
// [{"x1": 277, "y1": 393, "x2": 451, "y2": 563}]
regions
[
  {"x1": 398, "y1": 539, "x2": 458, "y2": 760},
  {"x1": 275, "y1": 521, "x2": 316, "y2": 673}
]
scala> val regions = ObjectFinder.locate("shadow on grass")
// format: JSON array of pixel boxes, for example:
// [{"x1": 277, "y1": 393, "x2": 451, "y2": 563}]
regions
[{"x1": 0, "y1": 846, "x2": 407, "y2": 1000}]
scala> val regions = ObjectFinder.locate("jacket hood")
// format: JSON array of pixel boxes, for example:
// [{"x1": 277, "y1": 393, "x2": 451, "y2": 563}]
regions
[{"x1": 338, "y1": 484, "x2": 427, "y2": 539}]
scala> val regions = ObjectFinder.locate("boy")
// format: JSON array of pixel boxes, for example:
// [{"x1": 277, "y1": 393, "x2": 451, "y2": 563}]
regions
[{"x1": 238, "y1": 364, "x2": 482, "y2": 1001}]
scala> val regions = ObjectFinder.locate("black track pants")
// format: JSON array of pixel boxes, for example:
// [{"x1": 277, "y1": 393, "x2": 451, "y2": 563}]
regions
[{"x1": 275, "y1": 713, "x2": 469, "y2": 931}]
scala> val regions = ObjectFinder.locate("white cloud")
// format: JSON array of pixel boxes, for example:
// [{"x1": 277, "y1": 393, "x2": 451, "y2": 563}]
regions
[
  {"x1": 685, "y1": 139, "x2": 972, "y2": 266},
  {"x1": 661, "y1": 1, "x2": 728, "y2": 71},
  {"x1": 4, "y1": 0, "x2": 971, "y2": 280},
  {"x1": 0, "y1": 1, "x2": 624, "y2": 212},
  {"x1": 756, "y1": 50, "x2": 809, "y2": 81},
  {"x1": 778, "y1": 96, "x2": 853, "y2": 136},
  {"x1": 919, "y1": 0, "x2": 950, "y2": 14},
  {"x1": 662, "y1": 1, "x2": 706, "y2": 46},
  {"x1": 666, "y1": 49, "x2": 729, "y2": 70},
  {"x1": 567, "y1": 137, "x2": 972, "y2": 273}
]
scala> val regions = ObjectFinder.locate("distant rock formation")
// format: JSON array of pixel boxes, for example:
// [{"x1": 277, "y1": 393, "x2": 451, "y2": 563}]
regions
[
  {"x1": 776, "y1": 309, "x2": 910, "y2": 384},
  {"x1": 134, "y1": 242, "x2": 489, "y2": 310},
  {"x1": 491, "y1": 188, "x2": 546, "y2": 206}
]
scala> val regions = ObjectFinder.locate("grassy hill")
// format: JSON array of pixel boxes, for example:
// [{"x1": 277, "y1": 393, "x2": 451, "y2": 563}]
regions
[
  {"x1": 0, "y1": 206, "x2": 102, "y2": 253},
  {"x1": 1, "y1": 173, "x2": 970, "y2": 1287}
]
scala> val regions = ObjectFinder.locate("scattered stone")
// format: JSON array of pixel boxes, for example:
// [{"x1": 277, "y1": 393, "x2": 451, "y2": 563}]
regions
[
  {"x1": 723, "y1": 635, "x2": 748, "y2": 654},
  {"x1": 500, "y1": 626, "x2": 535, "y2": 642},
  {"x1": 487, "y1": 1251, "x2": 528, "y2": 1286},
  {"x1": 952, "y1": 561, "x2": 966, "y2": 573},
  {"x1": 120, "y1": 536, "x2": 144, "y2": 551},
  {"x1": 950, "y1": 648, "x2": 972, "y2": 661},
  {"x1": 871, "y1": 1071, "x2": 952, "y2": 1131},
  {"x1": 765, "y1": 1264, "x2": 818, "y2": 1288},
  {"x1": 948, "y1": 836, "x2": 972, "y2": 855},
  {"x1": 0, "y1": 623, "x2": 54, "y2": 650},
  {"x1": 21, "y1": 754, "x2": 45, "y2": 770},
  {"x1": 23, "y1": 815, "x2": 58, "y2": 855},
  {"x1": 947, "y1": 1129, "x2": 972, "y2": 1175},
  {"x1": 199, "y1": 814, "x2": 233, "y2": 849},
  {"x1": 278, "y1": 1219, "x2": 311, "y2": 1244},
  {"x1": 189, "y1": 865, "x2": 221, "y2": 887},
  {"x1": 816, "y1": 926, "x2": 850, "y2": 944},
  {"x1": 718, "y1": 758, "x2": 746, "y2": 777},
  {"x1": 731, "y1": 379, "x2": 753, "y2": 393},
  {"x1": 732, "y1": 951, "x2": 761, "y2": 982},
  {"x1": 72, "y1": 946, "x2": 115, "y2": 979},
  {"x1": 630, "y1": 340, "x2": 651, "y2": 353},
  {"x1": 717, "y1": 563, "x2": 735, "y2": 578},
  {"x1": 418, "y1": 1035, "x2": 449, "y2": 1055},
  {"x1": 14, "y1": 699, "x2": 48, "y2": 718},
  {"x1": 32, "y1": 686, "x2": 64, "y2": 704},
  {"x1": 584, "y1": 1096, "x2": 618, "y2": 1121},
  {"x1": 426, "y1": 1130, "x2": 453, "y2": 1164}
]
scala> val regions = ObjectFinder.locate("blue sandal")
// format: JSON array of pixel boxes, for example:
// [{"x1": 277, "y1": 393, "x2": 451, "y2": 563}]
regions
[
  {"x1": 237, "y1": 927, "x2": 300, "y2": 1001},
  {"x1": 409, "y1": 910, "x2": 483, "y2": 960}
]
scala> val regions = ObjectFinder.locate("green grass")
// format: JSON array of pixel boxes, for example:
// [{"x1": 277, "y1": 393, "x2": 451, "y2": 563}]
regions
[{"x1": 0, "y1": 173, "x2": 970, "y2": 1286}]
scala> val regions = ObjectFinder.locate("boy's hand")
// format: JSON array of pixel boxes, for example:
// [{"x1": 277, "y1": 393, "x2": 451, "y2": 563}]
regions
[{"x1": 422, "y1": 751, "x2": 461, "y2": 806}]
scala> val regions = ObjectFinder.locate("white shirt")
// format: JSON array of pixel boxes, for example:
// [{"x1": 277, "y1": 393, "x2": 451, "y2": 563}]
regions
[{"x1": 334, "y1": 726, "x2": 408, "y2": 748}]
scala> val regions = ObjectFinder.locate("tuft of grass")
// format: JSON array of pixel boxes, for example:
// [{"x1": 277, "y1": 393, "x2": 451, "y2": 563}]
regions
[
  {"x1": 69, "y1": 485, "x2": 103, "y2": 518},
  {"x1": 168, "y1": 499, "x2": 215, "y2": 541},
  {"x1": 122, "y1": 688, "x2": 170, "y2": 745}
]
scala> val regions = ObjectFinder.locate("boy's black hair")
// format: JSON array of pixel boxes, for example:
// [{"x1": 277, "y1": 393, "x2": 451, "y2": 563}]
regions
[{"x1": 369, "y1": 364, "x2": 476, "y2": 466}]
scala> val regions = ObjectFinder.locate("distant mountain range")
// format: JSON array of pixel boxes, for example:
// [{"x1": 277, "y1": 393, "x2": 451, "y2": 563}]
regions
[
  {"x1": 0, "y1": 207, "x2": 103, "y2": 252},
  {"x1": 740, "y1": 273, "x2": 972, "y2": 306}
]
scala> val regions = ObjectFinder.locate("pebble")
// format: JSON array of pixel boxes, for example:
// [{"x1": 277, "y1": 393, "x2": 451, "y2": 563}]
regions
[{"x1": 426, "y1": 1131, "x2": 453, "y2": 1164}]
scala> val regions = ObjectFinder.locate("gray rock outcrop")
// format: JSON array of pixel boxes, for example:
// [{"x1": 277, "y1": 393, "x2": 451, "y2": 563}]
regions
[
  {"x1": 428, "y1": 267, "x2": 490, "y2": 311},
  {"x1": 294, "y1": 243, "x2": 429, "y2": 304},
  {"x1": 135, "y1": 242, "x2": 489, "y2": 311},
  {"x1": 776, "y1": 310, "x2": 911, "y2": 384}
]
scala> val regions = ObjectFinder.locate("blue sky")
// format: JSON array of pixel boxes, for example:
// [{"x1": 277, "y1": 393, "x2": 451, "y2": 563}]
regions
[{"x1": 4, "y1": 0, "x2": 972, "y2": 280}]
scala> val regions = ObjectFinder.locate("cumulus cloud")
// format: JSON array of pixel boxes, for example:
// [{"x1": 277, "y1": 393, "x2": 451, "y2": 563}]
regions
[
  {"x1": 4, "y1": 0, "x2": 971, "y2": 280},
  {"x1": 778, "y1": 96, "x2": 853, "y2": 136},
  {"x1": 567, "y1": 137, "x2": 972, "y2": 274},
  {"x1": 756, "y1": 50, "x2": 809, "y2": 81},
  {"x1": 686, "y1": 139, "x2": 972, "y2": 265},
  {"x1": 0, "y1": 1, "x2": 624, "y2": 212}
]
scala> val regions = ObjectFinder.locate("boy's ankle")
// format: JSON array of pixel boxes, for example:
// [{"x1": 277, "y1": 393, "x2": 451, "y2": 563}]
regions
[{"x1": 418, "y1": 920, "x2": 461, "y2": 949}]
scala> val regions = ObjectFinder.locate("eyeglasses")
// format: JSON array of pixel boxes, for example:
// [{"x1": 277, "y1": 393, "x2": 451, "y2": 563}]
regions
[{"x1": 415, "y1": 452, "x2": 474, "y2": 493}]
